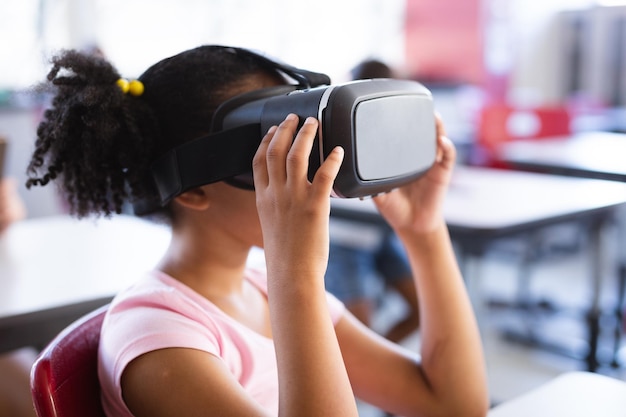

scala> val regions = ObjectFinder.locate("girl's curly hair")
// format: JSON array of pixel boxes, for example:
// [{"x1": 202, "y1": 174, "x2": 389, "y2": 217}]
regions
[{"x1": 26, "y1": 45, "x2": 282, "y2": 220}]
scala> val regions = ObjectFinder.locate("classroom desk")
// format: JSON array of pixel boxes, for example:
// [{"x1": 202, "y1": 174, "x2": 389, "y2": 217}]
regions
[
  {"x1": 496, "y1": 131, "x2": 626, "y2": 182},
  {"x1": 0, "y1": 215, "x2": 171, "y2": 353},
  {"x1": 497, "y1": 131, "x2": 626, "y2": 368},
  {"x1": 487, "y1": 371, "x2": 626, "y2": 417},
  {"x1": 330, "y1": 166, "x2": 626, "y2": 371}
]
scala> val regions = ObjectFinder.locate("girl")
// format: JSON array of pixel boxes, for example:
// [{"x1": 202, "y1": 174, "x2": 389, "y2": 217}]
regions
[{"x1": 27, "y1": 45, "x2": 488, "y2": 417}]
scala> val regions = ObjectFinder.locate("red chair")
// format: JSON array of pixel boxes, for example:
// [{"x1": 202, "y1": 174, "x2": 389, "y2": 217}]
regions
[
  {"x1": 473, "y1": 104, "x2": 572, "y2": 168},
  {"x1": 30, "y1": 305, "x2": 109, "y2": 417}
]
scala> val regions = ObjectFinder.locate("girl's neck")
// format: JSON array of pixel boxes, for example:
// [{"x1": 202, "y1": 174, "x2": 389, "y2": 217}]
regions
[
  {"x1": 158, "y1": 224, "x2": 253, "y2": 299},
  {"x1": 157, "y1": 223, "x2": 272, "y2": 339}
]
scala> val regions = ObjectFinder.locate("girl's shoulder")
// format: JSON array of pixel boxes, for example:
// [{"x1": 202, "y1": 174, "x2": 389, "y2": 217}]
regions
[{"x1": 109, "y1": 268, "x2": 269, "y2": 312}]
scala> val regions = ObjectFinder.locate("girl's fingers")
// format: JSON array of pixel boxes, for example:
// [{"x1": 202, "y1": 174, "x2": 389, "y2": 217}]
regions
[
  {"x1": 311, "y1": 146, "x2": 344, "y2": 199},
  {"x1": 286, "y1": 117, "x2": 318, "y2": 182},
  {"x1": 254, "y1": 114, "x2": 341, "y2": 198},
  {"x1": 434, "y1": 114, "x2": 454, "y2": 166},
  {"x1": 438, "y1": 134, "x2": 456, "y2": 168},
  {"x1": 252, "y1": 125, "x2": 278, "y2": 188},
  {"x1": 435, "y1": 112, "x2": 447, "y2": 137},
  {"x1": 264, "y1": 114, "x2": 299, "y2": 184}
]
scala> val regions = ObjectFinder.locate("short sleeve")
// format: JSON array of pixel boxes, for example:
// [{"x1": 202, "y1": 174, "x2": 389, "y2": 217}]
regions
[{"x1": 98, "y1": 276, "x2": 227, "y2": 417}]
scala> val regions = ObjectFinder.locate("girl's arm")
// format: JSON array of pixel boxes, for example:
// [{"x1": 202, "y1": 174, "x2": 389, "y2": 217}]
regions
[
  {"x1": 253, "y1": 114, "x2": 359, "y2": 417},
  {"x1": 337, "y1": 118, "x2": 489, "y2": 417}
]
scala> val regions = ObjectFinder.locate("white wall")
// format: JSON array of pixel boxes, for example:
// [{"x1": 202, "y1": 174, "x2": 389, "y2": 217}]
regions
[
  {"x1": 0, "y1": 108, "x2": 67, "y2": 218},
  {"x1": 96, "y1": 0, "x2": 407, "y2": 83},
  {"x1": 0, "y1": 0, "x2": 408, "y2": 88}
]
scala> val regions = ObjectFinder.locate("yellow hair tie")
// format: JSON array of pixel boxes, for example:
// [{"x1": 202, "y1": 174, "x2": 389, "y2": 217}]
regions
[
  {"x1": 116, "y1": 78, "x2": 129, "y2": 93},
  {"x1": 116, "y1": 78, "x2": 144, "y2": 97}
]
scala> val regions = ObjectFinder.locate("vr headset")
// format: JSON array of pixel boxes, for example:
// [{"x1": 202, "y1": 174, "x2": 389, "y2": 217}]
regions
[{"x1": 146, "y1": 47, "x2": 437, "y2": 210}]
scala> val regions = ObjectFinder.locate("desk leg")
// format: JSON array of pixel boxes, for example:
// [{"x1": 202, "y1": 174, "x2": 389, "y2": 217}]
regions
[
  {"x1": 612, "y1": 264, "x2": 626, "y2": 367},
  {"x1": 611, "y1": 206, "x2": 626, "y2": 368},
  {"x1": 586, "y1": 217, "x2": 604, "y2": 372}
]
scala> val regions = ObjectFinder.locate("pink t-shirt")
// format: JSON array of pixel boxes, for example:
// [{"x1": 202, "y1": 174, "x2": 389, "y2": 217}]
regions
[{"x1": 98, "y1": 268, "x2": 345, "y2": 416}]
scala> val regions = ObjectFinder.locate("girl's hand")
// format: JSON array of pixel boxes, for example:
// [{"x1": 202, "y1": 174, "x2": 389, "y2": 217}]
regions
[
  {"x1": 253, "y1": 114, "x2": 344, "y2": 278},
  {"x1": 373, "y1": 116, "x2": 455, "y2": 235},
  {"x1": 253, "y1": 114, "x2": 358, "y2": 416}
]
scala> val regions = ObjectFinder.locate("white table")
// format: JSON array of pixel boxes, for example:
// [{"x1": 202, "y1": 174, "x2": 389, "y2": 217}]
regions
[
  {"x1": 330, "y1": 166, "x2": 626, "y2": 371},
  {"x1": 488, "y1": 372, "x2": 626, "y2": 417},
  {"x1": 0, "y1": 214, "x2": 268, "y2": 353},
  {"x1": 496, "y1": 132, "x2": 626, "y2": 368},
  {"x1": 496, "y1": 131, "x2": 626, "y2": 182},
  {"x1": 0, "y1": 215, "x2": 171, "y2": 352},
  {"x1": 332, "y1": 165, "x2": 626, "y2": 236}
]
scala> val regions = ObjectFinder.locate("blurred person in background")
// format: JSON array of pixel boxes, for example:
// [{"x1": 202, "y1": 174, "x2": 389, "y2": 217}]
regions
[{"x1": 0, "y1": 178, "x2": 25, "y2": 234}]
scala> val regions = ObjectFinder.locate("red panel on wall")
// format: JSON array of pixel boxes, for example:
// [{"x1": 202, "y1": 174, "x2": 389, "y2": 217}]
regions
[{"x1": 405, "y1": 0, "x2": 484, "y2": 84}]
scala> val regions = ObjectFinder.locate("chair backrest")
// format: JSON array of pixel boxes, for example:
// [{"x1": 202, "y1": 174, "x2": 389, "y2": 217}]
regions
[{"x1": 31, "y1": 304, "x2": 109, "y2": 417}]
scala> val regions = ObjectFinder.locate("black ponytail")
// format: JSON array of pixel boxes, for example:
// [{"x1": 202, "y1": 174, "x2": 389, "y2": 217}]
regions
[{"x1": 26, "y1": 45, "x2": 283, "y2": 220}]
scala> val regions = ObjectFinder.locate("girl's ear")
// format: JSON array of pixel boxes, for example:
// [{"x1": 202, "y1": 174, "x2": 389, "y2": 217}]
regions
[{"x1": 172, "y1": 186, "x2": 211, "y2": 211}]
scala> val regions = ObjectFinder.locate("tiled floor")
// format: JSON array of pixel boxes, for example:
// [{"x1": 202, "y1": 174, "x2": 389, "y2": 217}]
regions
[{"x1": 357, "y1": 232, "x2": 626, "y2": 416}]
